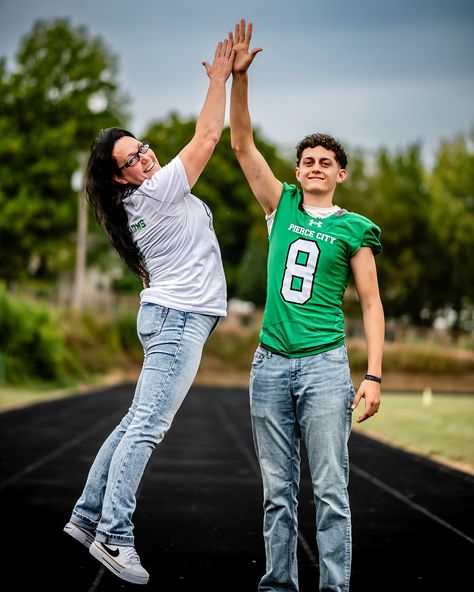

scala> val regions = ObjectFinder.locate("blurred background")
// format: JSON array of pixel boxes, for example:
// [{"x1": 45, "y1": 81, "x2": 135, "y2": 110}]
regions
[{"x1": 0, "y1": 0, "x2": 473, "y2": 443}]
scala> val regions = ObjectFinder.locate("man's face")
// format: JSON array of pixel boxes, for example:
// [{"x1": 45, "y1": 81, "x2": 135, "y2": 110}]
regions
[{"x1": 295, "y1": 146, "x2": 346, "y2": 195}]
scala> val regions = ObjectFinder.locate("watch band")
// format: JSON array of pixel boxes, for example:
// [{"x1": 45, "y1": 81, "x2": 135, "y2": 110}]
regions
[{"x1": 365, "y1": 374, "x2": 382, "y2": 383}]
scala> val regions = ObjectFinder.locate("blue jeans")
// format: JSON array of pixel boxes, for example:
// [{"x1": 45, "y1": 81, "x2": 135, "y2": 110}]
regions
[
  {"x1": 70, "y1": 303, "x2": 218, "y2": 546},
  {"x1": 250, "y1": 344, "x2": 354, "y2": 592}
]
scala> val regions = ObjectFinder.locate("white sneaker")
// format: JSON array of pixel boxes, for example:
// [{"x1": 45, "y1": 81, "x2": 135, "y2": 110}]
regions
[
  {"x1": 63, "y1": 521, "x2": 95, "y2": 549},
  {"x1": 89, "y1": 540, "x2": 149, "y2": 585}
]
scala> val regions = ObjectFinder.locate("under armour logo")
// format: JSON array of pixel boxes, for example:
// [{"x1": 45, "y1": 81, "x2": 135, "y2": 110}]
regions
[{"x1": 308, "y1": 219, "x2": 323, "y2": 227}]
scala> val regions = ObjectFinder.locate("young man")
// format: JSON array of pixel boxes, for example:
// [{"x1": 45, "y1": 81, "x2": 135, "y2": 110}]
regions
[{"x1": 229, "y1": 20, "x2": 385, "y2": 592}]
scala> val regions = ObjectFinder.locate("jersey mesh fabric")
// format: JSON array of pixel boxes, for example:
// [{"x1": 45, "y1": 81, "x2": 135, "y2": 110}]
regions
[{"x1": 260, "y1": 183, "x2": 381, "y2": 357}]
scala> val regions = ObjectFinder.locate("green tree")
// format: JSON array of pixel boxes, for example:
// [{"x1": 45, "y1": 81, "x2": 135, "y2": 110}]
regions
[
  {"x1": 332, "y1": 148, "x2": 373, "y2": 218},
  {"x1": 427, "y1": 131, "x2": 474, "y2": 329},
  {"x1": 367, "y1": 144, "x2": 436, "y2": 323},
  {"x1": 0, "y1": 19, "x2": 127, "y2": 282}
]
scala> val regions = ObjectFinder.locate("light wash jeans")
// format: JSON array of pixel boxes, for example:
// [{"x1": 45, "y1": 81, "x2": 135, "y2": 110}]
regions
[
  {"x1": 250, "y1": 344, "x2": 354, "y2": 592},
  {"x1": 70, "y1": 303, "x2": 218, "y2": 546}
]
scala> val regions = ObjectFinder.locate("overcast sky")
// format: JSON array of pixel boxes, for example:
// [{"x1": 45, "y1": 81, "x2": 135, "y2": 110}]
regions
[{"x1": 1, "y1": 0, "x2": 473, "y2": 165}]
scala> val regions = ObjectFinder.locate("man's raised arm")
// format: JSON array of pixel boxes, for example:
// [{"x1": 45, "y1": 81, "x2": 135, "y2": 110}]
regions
[{"x1": 230, "y1": 19, "x2": 282, "y2": 215}]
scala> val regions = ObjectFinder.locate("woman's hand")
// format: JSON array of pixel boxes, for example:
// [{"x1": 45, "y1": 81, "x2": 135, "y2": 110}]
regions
[{"x1": 202, "y1": 37, "x2": 235, "y2": 81}]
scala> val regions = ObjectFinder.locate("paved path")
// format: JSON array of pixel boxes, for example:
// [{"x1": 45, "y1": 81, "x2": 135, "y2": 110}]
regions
[{"x1": 1, "y1": 384, "x2": 472, "y2": 591}]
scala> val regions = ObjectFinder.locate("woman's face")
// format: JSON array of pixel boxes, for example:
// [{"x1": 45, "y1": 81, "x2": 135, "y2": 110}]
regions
[{"x1": 112, "y1": 136, "x2": 160, "y2": 186}]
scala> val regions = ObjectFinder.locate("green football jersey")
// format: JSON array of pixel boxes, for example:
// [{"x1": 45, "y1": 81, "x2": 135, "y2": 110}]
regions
[{"x1": 260, "y1": 183, "x2": 382, "y2": 357}]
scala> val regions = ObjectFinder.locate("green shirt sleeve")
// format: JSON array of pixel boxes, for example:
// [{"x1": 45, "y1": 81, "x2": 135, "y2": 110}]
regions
[
  {"x1": 348, "y1": 216, "x2": 382, "y2": 257},
  {"x1": 360, "y1": 223, "x2": 382, "y2": 255}
]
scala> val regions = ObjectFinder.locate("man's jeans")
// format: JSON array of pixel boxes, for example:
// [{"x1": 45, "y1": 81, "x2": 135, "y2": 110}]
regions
[
  {"x1": 70, "y1": 303, "x2": 218, "y2": 546},
  {"x1": 250, "y1": 344, "x2": 354, "y2": 592}
]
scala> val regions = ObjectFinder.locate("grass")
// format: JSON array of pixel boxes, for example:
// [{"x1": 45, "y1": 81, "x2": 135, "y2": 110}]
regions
[
  {"x1": 0, "y1": 385, "x2": 81, "y2": 410},
  {"x1": 353, "y1": 392, "x2": 474, "y2": 474},
  {"x1": 0, "y1": 382, "x2": 105, "y2": 411},
  {"x1": 0, "y1": 369, "x2": 135, "y2": 412}
]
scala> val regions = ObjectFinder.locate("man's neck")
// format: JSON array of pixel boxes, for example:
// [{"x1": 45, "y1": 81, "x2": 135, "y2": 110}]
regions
[{"x1": 302, "y1": 190, "x2": 335, "y2": 208}]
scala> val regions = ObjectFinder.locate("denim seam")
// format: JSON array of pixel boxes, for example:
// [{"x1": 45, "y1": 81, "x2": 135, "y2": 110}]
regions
[
  {"x1": 141, "y1": 306, "x2": 169, "y2": 342},
  {"x1": 101, "y1": 311, "x2": 186, "y2": 545},
  {"x1": 341, "y1": 413, "x2": 352, "y2": 591},
  {"x1": 287, "y1": 423, "x2": 299, "y2": 587},
  {"x1": 138, "y1": 310, "x2": 186, "y2": 443},
  {"x1": 71, "y1": 511, "x2": 98, "y2": 529},
  {"x1": 337, "y1": 486, "x2": 351, "y2": 591}
]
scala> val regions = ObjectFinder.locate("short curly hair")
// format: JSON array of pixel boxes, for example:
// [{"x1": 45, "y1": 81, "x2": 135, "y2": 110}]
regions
[{"x1": 295, "y1": 133, "x2": 348, "y2": 169}]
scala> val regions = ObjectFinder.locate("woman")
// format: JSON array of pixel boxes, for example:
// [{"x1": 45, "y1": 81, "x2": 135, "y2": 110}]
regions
[{"x1": 63, "y1": 36, "x2": 234, "y2": 585}]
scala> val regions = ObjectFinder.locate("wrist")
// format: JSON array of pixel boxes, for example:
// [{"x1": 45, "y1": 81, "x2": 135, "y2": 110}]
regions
[
  {"x1": 209, "y1": 75, "x2": 227, "y2": 85},
  {"x1": 365, "y1": 374, "x2": 382, "y2": 383},
  {"x1": 232, "y1": 70, "x2": 248, "y2": 79}
]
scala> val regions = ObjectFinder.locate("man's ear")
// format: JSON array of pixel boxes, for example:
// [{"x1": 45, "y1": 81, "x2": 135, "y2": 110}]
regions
[
  {"x1": 295, "y1": 166, "x2": 301, "y2": 182},
  {"x1": 113, "y1": 174, "x2": 128, "y2": 185},
  {"x1": 337, "y1": 169, "x2": 347, "y2": 184}
]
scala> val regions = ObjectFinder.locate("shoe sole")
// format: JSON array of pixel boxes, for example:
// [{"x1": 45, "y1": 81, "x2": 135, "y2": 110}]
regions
[
  {"x1": 64, "y1": 522, "x2": 95, "y2": 549},
  {"x1": 89, "y1": 541, "x2": 149, "y2": 585}
]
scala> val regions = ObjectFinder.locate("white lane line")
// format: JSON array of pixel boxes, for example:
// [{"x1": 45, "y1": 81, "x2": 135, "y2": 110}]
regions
[
  {"x1": 0, "y1": 416, "x2": 114, "y2": 491},
  {"x1": 213, "y1": 396, "x2": 319, "y2": 565},
  {"x1": 351, "y1": 463, "x2": 474, "y2": 545}
]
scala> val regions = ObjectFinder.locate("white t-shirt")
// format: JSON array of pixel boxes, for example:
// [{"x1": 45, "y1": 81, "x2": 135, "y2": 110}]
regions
[{"x1": 122, "y1": 156, "x2": 227, "y2": 316}]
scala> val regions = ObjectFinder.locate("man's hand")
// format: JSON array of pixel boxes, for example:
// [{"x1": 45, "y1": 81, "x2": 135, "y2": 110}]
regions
[
  {"x1": 352, "y1": 379, "x2": 381, "y2": 423},
  {"x1": 230, "y1": 19, "x2": 262, "y2": 73}
]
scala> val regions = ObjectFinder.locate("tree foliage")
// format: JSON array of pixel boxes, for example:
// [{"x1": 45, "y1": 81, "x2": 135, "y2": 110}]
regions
[
  {"x1": 367, "y1": 145, "x2": 434, "y2": 322},
  {"x1": 425, "y1": 131, "x2": 474, "y2": 327},
  {"x1": 0, "y1": 19, "x2": 127, "y2": 281},
  {"x1": 1, "y1": 19, "x2": 473, "y2": 331},
  {"x1": 337, "y1": 136, "x2": 474, "y2": 328}
]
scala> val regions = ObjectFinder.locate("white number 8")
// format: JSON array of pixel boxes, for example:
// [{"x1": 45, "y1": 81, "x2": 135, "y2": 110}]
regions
[{"x1": 281, "y1": 238, "x2": 320, "y2": 304}]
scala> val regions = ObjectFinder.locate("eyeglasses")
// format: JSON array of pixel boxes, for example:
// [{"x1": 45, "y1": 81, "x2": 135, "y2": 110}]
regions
[{"x1": 119, "y1": 142, "x2": 150, "y2": 170}]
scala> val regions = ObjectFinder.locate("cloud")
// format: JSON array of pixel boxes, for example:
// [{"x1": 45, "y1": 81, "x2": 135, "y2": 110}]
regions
[{"x1": 1, "y1": 0, "x2": 473, "y2": 166}]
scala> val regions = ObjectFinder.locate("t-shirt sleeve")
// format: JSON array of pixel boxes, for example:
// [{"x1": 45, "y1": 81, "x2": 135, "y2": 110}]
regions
[
  {"x1": 132, "y1": 156, "x2": 190, "y2": 213},
  {"x1": 349, "y1": 219, "x2": 382, "y2": 257},
  {"x1": 360, "y1": 224, "x2": 382, "y2": 255}
]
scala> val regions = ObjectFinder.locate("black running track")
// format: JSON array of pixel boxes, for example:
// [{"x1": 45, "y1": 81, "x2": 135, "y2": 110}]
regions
[{"x1": 1, "y1": 384, "x2": 472, "y2": 591}]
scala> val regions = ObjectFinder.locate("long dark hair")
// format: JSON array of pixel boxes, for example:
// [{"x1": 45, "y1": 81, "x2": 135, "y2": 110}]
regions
[{"x1": 85, "y1": 127, "x2": 150, "y2": 287}]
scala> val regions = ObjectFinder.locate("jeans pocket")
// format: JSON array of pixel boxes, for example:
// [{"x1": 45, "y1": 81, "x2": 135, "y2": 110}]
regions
[
  {"x1": 251, "y1": 345, "x2": 267, "y2": 369},
  {"x1": 138, "y1": 304, "x2": 169, "y2": 344},
  {"x1": 320, "y1": 344, "x2": 348, "y2": 365}
]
